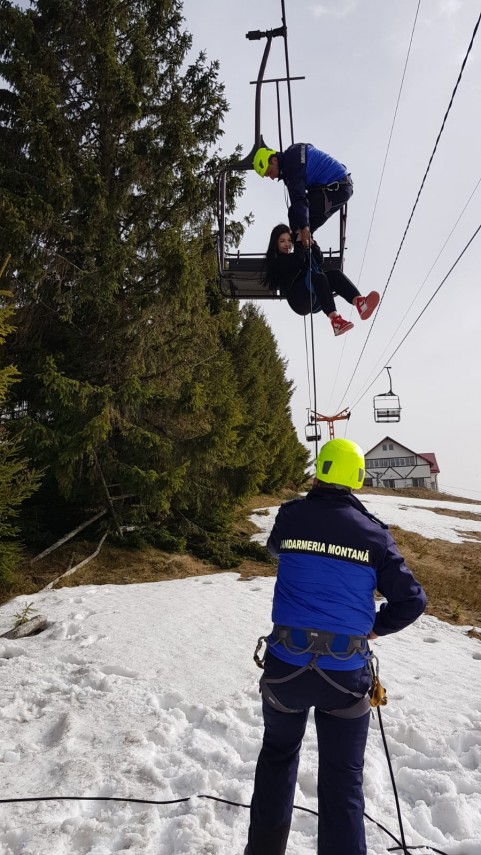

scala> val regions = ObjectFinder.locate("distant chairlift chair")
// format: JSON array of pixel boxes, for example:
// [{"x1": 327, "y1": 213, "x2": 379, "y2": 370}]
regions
[
  {"x1": 373, "y1": 367, "x2": 401, "y2": 423},
  {"x1": 305, "y1": 410, "x2": 322, "y2": 443}
]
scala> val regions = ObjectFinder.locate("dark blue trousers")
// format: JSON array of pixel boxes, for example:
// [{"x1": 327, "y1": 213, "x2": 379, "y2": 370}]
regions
[{"x1": 247, "y1": 651, "x2": 371, "y2": 855}]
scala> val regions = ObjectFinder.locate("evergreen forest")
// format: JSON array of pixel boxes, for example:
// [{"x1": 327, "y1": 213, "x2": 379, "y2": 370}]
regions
[{"x1": 0, "y1": 0, "x2": 309, "y2": 588}]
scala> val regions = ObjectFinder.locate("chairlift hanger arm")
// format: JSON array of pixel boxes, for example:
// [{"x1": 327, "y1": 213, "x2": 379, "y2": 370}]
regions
[
  {"x1": 220, "y1": 30, "x2": 276, "y2": 174},
  {"x1": 385, "y1": 366, "x2": 395, "y2": 394},
  {"x1": 246, "y1": 26, "x2": 286, "y2": 41},
  {"x1": 223, "y1": 14, "x2": 294, "y2": 172},
  {"x1": 309, "y1": 408, "x2": 351, "y2": 423}
]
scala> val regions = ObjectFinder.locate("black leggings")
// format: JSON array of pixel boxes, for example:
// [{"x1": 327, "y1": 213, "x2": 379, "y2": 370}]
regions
[{"x1": 286, "y1": 268, "x2": 360, "y2": 317}]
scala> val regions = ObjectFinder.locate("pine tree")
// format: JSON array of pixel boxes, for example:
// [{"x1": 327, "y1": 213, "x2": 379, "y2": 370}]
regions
[
  {"x1": 0, "y1": 0, "x2": 308, "y2": 554},
  {"x1": 0, "y1": 283, "x2": 39, "y2": 586},
  {"x1": 230, "y1": 304, "x2": 309, "y2": 493},
  {"x1": 0, "y1": 0, "x2": 248, "y2": 538}
]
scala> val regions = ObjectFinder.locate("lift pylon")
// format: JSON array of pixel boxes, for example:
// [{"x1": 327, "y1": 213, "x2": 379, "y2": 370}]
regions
[{"x1": 307, "y1": 408, "x2": 351, "y2": 442}]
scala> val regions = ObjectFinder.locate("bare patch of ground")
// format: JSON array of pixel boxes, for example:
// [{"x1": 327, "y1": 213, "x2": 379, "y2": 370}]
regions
[
  {"x1": 3, "y1": 487, "x2": 481, "y2": 638},
  {"x1": 406, "y1": 506, "x2": 481, "y2": 522},
  {"x1": 361, "y1": 486, "x2": 481, "y2": 504},
  {"x1": 387, "y1": 524, "x2": 481, "y2": 628},
  {"x1": 466, "y1": 628, "x2": 481, "y2": 641}
]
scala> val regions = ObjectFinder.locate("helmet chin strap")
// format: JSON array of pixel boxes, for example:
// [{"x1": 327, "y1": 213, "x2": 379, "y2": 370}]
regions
[{"x1": 316, "y1": 481, "x2": 352, "y2": 492}]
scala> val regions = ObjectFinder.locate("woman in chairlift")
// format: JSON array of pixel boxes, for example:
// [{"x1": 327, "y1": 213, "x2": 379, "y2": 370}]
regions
[{"x1": 264, "y1": 224, "x2": 380, "y2": 336}]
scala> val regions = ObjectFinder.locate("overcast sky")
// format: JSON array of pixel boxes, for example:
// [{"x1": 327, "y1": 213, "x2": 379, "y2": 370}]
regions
[{"x1": 182, "y1": 0, "x2": 481, "y2": 498}]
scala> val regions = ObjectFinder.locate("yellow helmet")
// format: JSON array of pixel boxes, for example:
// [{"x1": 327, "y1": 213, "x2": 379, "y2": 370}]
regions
[
  {"x1": 253, "y1": 147, "x2": 276, "y2": 177},
  {"x1": 316, "y1": 439, "x2": 365, "y2": 490}
]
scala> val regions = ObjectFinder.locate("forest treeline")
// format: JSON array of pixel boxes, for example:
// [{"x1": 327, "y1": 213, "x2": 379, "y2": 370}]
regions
[{"x1": 0, "y1": 0, "x2": 309, "y2": 588}]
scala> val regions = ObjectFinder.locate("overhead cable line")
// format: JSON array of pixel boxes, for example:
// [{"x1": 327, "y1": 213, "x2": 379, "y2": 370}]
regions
[
  {"x1": 280, "y1": 0, "x2": 295, "y2": 145},
  {"x1": 327, "y1": 0, "x2": 421, "y2": 415},
  {"x1": 356, "y1": 0, "x2": 422, "y2": 289},
  {"x1": 348, "y1": 222, "x2": 481, "y2": 413},
  {"x1": 438, "y1": 484, "x2": 481, "y2": 498},
  {"x1": 345, "y1": 175, "x2": 481, "y2": 408},
  {"x1": 336, "y1": 9, "x2": 481, "y2": 412}
]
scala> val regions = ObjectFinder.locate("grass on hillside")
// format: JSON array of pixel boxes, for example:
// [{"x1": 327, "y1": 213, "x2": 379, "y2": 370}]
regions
[{"x1": 2, "y1": 487, "x2": 480, "y2": 635}]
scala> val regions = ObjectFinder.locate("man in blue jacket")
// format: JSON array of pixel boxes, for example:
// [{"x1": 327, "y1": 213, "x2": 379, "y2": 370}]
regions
[
  {"x1": 244, "y1": 438, "x2": 427, "y2": 855},
  {"x1": 253, "y1": 143, "x2": 353, "y2": 247}
]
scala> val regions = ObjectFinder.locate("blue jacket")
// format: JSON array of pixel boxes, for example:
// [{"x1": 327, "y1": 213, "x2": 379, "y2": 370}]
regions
[
  {"x1": 266, "y1": 485, "x2": 427, "y2": 670},
  {"x1": 277, "y1": 143, "x2": 348, "y2": 232}
]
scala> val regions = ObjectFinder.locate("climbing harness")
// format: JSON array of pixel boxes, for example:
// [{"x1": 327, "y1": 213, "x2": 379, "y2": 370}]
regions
[
  {"x1": 253, "y1": 627, "x2": 374, "y2": 718},
  {"x1": 312, "y1": 173, "x2": 353, "y2": 193},
  {"x1": 259, "y1": 625, "x2": 369, "y2": 661}
]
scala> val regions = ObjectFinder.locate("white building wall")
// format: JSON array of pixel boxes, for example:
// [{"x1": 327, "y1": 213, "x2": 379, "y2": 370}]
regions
[
  {"x1": 364, "y1": 439, "x2": 434, "y2": 489},
  {"x1": 367, "y1": 439, "x2": 411, "y2": 458}
]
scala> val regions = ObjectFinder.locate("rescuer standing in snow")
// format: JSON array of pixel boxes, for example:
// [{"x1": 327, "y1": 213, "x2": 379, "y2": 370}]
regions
[{"x1": 244, "y1": 438, "x2": 427, "y2": 855}]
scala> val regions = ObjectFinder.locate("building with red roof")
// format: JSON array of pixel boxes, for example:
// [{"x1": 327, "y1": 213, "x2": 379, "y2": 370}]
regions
[{"x1": 364, "y1": 438, "x2": 439, "y2": 490}]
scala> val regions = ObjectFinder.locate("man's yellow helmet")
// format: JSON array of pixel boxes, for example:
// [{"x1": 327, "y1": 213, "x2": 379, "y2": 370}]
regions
[
  {"x1": 315, "y1": 439, "x2": 365, "y2": 490},
  {"x1": 253, "y1": 147, "x2": 276, "y2": 177}
]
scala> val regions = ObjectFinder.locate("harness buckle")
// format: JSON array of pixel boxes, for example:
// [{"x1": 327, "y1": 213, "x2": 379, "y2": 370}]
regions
[{"x1": 272, "y1": 625, "x2": 368, "y2": 660}]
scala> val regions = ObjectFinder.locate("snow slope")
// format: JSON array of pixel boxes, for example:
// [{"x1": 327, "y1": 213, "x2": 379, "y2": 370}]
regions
[{"x1": 0, "y1": 495, "x2": 480, "y2": 855}]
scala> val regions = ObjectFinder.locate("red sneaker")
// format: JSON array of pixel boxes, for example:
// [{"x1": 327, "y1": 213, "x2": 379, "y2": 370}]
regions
[
  {"x1": 353, "y1": 291, "x2": 380, "y2": 320},
  {"x1": 331, "y1": 314, "x2": 354, "y2": 336}
]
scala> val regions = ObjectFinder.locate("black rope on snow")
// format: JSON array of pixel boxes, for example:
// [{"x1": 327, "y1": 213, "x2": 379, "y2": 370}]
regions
[
  {"x1": 0, "y1": 792, "x2": 449, "y2": 855},
  {"x1": 336, "y1": 9, "x2": 481, "y2": 412}
]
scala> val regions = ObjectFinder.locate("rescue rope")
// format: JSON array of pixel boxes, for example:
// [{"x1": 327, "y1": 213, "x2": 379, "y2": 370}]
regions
[
  {"x1": 306, "y1": 246, "x2": 320, "y2": 458},
  {"x1": 0, "y1": 791, "x2": 449, "y2": 854}
]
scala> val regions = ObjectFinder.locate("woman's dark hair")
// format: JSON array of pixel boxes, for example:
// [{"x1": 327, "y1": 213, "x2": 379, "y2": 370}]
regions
[{"x1": 264, "y1": 223, "x2": 292, "y2": 286}]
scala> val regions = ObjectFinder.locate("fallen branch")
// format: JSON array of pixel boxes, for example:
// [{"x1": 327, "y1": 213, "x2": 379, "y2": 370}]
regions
[
  {"x1": 40, "y1": 530, "x2": 109, "y2": 592},
  {"x1": 1, "y1": 615, "x2": 48, "y2": 639},
  {"x1": 0, "y1": 253, "x2": 12, "y2": 279},
  {"x1": 30, "y1": 510, "x2": 107, "y2": 564},
  {"x1": 93, "y1": 451, "x2": 123, "y2": 538}
]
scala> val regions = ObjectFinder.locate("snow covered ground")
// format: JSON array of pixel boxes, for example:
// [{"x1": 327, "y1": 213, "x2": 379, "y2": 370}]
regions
[
  {"x1": 0, "y1": 494, "x2": 480, "y2": 855},
  {"x1": 250, "y1": 493, "x2": 481, "y2": 545}
]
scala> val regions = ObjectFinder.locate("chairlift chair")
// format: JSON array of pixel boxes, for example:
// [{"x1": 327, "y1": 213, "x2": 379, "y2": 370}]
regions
[
  {"x1": 373, "y1": 367, "x2": 401, "y2": 423},
  {"x1": 305, "y1": 412, "x2": 322, "y2": 443},
  {"x1": 216, "y1": 7, "x2": 348, "y2": 301}
]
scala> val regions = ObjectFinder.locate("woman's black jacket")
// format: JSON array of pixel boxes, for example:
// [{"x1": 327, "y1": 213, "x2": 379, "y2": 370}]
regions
[{"x1": 267, "y1": 241, "x2": 324, "y2": 295}]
